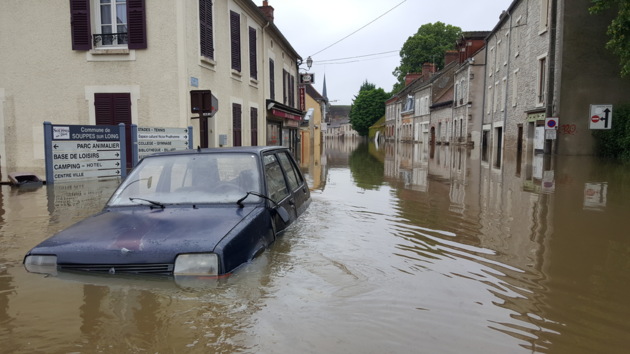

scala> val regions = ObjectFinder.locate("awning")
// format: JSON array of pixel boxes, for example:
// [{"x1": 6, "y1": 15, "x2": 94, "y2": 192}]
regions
[{"x1": 266, "y1": 100, "x2": 304, "y2": 121}]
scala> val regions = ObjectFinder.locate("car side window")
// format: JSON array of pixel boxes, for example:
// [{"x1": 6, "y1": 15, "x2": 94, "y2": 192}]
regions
[
  {"x1": 264, "y1": 154, "x2": 289, "y2": 202},
  {"x1": 277, "y1": 152, "x2": 302, "y2": 191}
]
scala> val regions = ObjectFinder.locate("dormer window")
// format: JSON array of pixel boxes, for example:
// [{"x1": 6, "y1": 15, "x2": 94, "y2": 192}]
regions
[{"x1": 403, "y1": 94, "x2": 415, "y2": 112}]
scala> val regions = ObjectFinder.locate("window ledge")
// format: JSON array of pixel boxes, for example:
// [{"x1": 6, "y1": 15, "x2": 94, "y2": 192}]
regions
[
  {"x1": 200, "y1": 56, "x2": 216, "y2": 70},
  {"x1": 87, "y1": 48, "x2": 135, "y2": 62},
  {"x1": 90, "y1": 48, "x2": 130, "y2": 55},
  {"x1": 231, "y1": 70, "x2": 243, "y2": 81}
]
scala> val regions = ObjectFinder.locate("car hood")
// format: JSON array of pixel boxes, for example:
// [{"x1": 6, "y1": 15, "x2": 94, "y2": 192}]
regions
[{"x1": 26, "y1": 204, "x2": 260, "y2": 264}]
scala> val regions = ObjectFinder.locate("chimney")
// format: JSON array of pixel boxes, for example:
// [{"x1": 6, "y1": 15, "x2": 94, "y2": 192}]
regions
[
  {"x1": 444, "y1": 50, "x2": 458, "y2": 66},
  {"x1": 422, "y1": 63, "x2": 436, "y2": 78},
  {"x1": 259, "y1": 1, "x2": 274, "y2": 22},
  {"x1": 404, "y1": 72, "x2": 422, "y2": 86}
]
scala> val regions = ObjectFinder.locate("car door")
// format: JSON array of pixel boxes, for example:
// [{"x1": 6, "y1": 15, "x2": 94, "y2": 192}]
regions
[
  {"x1": 263, "y1": 153, "x2": 294, "y2": 232},
  {"x1": 276, "y1": 150, "x2": 310, "y2": 216}
]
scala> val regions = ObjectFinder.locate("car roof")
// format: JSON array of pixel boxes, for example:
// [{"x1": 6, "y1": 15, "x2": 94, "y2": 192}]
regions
[{"x1": 144, "y1": 146, "x2": 289, "y2": 158}]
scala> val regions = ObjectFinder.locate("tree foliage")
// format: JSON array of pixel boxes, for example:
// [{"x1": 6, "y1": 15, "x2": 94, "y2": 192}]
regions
[
  {"x1": 590, "y1": 0, "x2": 630, "y2": 77},
  {"x1": 392, "y1": 22, "x2": 461, "y2": 93},
  {"x1": 349, "y1": 81, "x2": 390, "y2": 137}
]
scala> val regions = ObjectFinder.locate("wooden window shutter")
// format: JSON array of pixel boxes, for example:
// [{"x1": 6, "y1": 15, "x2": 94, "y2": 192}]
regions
[
  {"x1": 249, "y1": 27, "x2": 257, "y2": 79},
  {"x1": 269, "y1": 59, "x2": 275, "y2": 100},
  {"x1": 232, "y1": 103, "x2": 242, "y2": 146},
  {"x1": 199, "y1": 0, "x2": 214, "y2": 59},
  {"x1": 94, "y1": 93, "x2": 131, "y2": 124},
  {"x1": 127, "y1": 0, "x2": 147, "y2": 49},
  {"x1": 290, "y1": 74, "x2": 295, "y2": 107},
  {"x1": 282, "y1": 69, "x2": 288, "y2": 104},
  {"x1": 95, "y1": 93, "x2": 132, "y2": 168},
  {"x1": 251, "y1": 107, "x2": 258, "y2": 146},
  {"x1": 230, "y1": 11, "x2": 241, "y2": 71},
  {"x1": 70, "y1": 0, "x2": 92, "y2": 50}
]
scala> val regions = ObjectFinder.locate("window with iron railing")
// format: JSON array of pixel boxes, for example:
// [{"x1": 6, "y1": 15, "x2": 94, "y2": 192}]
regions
[{"x1": 93, "y1": 0, "x2": 128, "y2": 47}]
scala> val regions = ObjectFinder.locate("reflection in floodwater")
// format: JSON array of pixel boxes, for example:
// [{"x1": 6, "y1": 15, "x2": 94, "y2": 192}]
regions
[
  {"x1": 370, "y1": 141, "x2": 630, "y2": 353},
  {"x1": 0, "y1": 141, "x2": 629, "y2": 353}
]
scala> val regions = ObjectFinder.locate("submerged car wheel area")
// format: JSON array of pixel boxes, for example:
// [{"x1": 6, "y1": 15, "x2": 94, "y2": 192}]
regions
[{"x1": 24, "y1": 147, "x2": 311, "y2": 281}]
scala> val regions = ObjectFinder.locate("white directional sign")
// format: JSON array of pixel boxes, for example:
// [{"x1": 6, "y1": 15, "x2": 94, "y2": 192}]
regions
[
  {"x1": 137, "y1": 126, "x2": 190, "y2": 160},
  {"x1": 590, "y1": 104, "x2": 613, "y2": 129},
  {"x1": 51, "y1": 140, "x2": 122, "y2": 181}
]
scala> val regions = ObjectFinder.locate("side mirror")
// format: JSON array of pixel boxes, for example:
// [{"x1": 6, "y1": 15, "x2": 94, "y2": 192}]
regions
[{"x1": 275, "y1": 206, "x2": 290, "y2": 223}]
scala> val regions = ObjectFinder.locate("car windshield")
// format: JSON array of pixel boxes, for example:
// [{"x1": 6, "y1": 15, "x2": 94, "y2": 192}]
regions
[{"x1": 107, "y1": 152, "x2": 262, "y2": 206}]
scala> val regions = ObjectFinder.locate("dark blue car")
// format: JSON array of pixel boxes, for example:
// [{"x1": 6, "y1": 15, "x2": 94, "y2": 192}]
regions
[{"x1": 24, "y1": 146, "x2": 310, "y2": 281}]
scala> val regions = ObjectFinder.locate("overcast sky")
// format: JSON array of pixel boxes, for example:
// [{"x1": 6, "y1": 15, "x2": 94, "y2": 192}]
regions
[{"x1": 268, "y1": 0, "x2": 513, "y2": 105}]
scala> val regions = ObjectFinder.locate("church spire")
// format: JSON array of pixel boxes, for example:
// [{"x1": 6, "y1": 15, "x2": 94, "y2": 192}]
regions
[{"x1": 322, "y1": 74, "x2": 328, "y2": 101}]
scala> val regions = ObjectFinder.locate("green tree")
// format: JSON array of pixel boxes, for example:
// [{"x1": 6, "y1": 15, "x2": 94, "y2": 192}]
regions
[
  {"x1": 392, "y1": 22, "x2": 461, "y2": 93},
  {"x1": 349, "y1": 81, "x2": 389, "y2": 137},
  {"x1": 592, "y1": 104, "x2": 630, "y2": 161},
  {"x1": 590, "y1": 0, "x2": 630, "y2": 77}
]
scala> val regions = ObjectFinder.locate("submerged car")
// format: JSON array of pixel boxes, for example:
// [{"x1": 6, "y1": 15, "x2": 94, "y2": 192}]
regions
[{"x1": 24, "y1": 146, "x2": 310, "y2": 280}]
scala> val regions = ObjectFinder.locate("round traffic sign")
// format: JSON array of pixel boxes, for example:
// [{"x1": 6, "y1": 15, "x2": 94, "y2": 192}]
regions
[
  {"x1": 547, "y1": 120, "x2": 557, "y2": 128},
  {"x1": 592, "y1": 115, "x2": 600, "y2": 123}
]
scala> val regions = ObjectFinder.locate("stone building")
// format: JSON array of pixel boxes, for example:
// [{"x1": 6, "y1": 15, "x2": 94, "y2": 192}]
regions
[{"x1": 483, "y1": 0, "x2": 630, "y2": 165}]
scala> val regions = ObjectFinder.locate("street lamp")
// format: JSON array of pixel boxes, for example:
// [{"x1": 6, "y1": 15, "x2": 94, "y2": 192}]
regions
[{"x1": 306, "y1": 56, "x2": 313, "y2": 70}]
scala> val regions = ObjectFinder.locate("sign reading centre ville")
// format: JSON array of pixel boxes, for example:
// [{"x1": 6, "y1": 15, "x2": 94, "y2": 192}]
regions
[{"x1": 44, "y1": 122, "x2": 126, "y2": 183}]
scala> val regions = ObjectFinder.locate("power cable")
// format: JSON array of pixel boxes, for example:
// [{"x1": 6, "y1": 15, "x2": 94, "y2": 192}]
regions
[
  {"x1": 316, "y1": 50, "x2": 399, "y2": 64},
  {"x1": 309, "y1": 0, "x2": 407, "y2": 58}
]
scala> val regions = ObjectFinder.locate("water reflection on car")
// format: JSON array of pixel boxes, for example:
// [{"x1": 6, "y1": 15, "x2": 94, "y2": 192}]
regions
[{"x1": 24, "y1": 146, "x2": 310, "y2": 283}]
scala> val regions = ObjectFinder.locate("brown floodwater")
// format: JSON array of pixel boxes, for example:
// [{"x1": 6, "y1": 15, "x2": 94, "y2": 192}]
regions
[{"x1": 1, "y1": 141, "x2": 629, "y2": 353}]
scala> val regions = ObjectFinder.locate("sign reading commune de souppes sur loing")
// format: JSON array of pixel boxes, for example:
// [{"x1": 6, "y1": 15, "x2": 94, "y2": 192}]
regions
[{"x1": 44, "y1": 123, "x2": 126, "y2": 183}]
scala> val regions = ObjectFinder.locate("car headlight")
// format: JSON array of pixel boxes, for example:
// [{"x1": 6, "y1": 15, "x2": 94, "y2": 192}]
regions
[
  {"x1": 174, "y1": 253, "x2": 219, "y2": 276},
  {"x1": 24, "y1": 255, "x2": 58, "y2": 275}
]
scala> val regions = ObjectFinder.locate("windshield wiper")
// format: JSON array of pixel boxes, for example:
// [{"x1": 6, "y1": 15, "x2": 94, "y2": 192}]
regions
[{"x1": 129, "y1": 197, "x2": 165, "y2": 209}]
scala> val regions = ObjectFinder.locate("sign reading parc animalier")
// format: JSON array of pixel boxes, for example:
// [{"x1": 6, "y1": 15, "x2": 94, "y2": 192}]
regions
[{"x1": 44, "y1": 122, "x2": 127, "y2": 183}]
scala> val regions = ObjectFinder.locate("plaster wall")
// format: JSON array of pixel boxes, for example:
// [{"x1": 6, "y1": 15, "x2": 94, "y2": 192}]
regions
[{"x1": 0, "y1": 0, "x2": 300, "y2": 175}]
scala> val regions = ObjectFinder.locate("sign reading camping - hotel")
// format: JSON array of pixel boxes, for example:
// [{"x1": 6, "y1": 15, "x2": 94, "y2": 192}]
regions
[{"x1": 44, "y1": 123, "x2": 126, "y2": 183}]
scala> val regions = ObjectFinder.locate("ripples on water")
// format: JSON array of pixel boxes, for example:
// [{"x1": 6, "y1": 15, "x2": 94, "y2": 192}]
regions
[{"x1": 2, "y1": 144, "x2": 630, "y2": 353}]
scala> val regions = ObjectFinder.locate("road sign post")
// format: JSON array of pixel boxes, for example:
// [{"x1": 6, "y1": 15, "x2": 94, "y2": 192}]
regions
[{"x1": 590, "y1": 104, "x2": 613, "y2": 129}]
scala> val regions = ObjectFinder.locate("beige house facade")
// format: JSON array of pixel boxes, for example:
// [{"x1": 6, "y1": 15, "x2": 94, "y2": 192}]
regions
[{"x1": 0, "y1": 0, "x2": 302, "y2": 178}]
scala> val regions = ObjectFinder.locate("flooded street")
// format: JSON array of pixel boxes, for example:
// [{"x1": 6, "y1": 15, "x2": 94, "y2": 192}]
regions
[{"x1": 1, "y1": 140, "x2": 630, "y2": 353}]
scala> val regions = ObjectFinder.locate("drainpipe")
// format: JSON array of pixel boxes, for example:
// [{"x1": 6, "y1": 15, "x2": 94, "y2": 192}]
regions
[
  {"x1": 545, "y1": 0, "x2": 558, "y2": 154},
  {"x1": 503, "y1": 9, "x2": 512, "y2": 150},
  {"x1": 481, "y1": 34, "x2": 489, "y2": 160},
  {"x1": 261, "y1": 20, "x2": 271, "y2": 144}
]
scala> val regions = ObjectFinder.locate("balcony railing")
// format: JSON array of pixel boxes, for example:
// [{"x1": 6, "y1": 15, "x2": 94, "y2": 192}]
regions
[{"x1": 93, "y1": 33, "x2": 128, "y2": 46}]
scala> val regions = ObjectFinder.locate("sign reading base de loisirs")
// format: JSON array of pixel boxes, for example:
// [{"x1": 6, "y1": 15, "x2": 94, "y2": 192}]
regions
[{"x1": 44, "y1": 122, "x2": 127, "y2": 184}]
